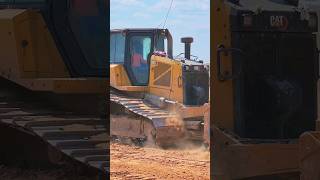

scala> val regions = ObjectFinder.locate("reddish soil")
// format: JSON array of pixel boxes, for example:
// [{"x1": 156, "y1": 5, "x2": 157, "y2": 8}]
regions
[
  {"x1": 0, "y1": 166, "x2": 95, "y2": 180},
  {"x1": 110, "y1": 142, "x2": 210, "y2": 180}
]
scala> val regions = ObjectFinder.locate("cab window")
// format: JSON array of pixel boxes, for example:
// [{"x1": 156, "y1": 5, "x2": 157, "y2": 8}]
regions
[
  {"x1": 110, "y1": 33, "x2": 125, "y2": 63},
  {"x1": 68, "y1": 0, "x2": 106, "y2": 69},
  {"x1": 155, "y1": 34, "x2": 167, "y2": 52},
  {"x1": 127, "y1": 35, "x2": 152, "y2": 85}
]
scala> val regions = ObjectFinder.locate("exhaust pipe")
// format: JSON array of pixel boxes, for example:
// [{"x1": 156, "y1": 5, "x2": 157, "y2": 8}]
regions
[{"x1": 181, "y1": 37, "x2": 193, "y2": 60}]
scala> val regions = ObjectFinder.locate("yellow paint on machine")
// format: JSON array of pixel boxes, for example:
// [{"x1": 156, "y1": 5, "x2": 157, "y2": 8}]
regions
[
  {"x1": 0, "y1": 9, "x2": 105, "y2": 94},
  {"x1": 110, "y1": 55, "x2": 184, "y2": 103},
  {"x1": 212, "y1": 0, "x2": 234, "y2": 131},
  {"x1": 149, "y1": 55, "x2": 183, "y2": 104},
  {"x1": 110, "y1": 64, "x2": 147, "y2": 92},
  {"x1": 110, "y1": 64, "x2": 131, "y2": 87}
]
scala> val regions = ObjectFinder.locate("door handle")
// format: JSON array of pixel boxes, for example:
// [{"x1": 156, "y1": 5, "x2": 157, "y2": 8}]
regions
[
  {"x1": 178, "y1": 76, "x2": 182, "y2": 88},
  {"x1": 217, "y1": 45, "x2": 245, "y2": 81}
]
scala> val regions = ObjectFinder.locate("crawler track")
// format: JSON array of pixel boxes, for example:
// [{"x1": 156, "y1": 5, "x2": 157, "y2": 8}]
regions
[
  {"x1": 0, "y1": 97, "x2": 108, "y2": 178},
  {"x1": 110, "y1": 90, "x2": 203, "y2": 146}
]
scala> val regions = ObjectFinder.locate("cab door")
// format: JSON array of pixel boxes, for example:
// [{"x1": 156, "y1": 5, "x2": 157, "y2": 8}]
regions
[{"x1": 125, "y1": 33, "x2": 153, "y2": 86}]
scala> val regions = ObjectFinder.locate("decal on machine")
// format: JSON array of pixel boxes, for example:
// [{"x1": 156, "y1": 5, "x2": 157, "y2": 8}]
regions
[
  {"x1": 151, "y1": 60, "x2": 158, "y2": 66},
  {"x1": 270, "y1": 15, "x2": 289, "y2": 30}
]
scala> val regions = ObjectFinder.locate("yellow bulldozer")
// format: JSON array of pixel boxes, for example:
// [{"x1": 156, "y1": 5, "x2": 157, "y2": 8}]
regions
[
  {"x1": 110, "y1": 28, "x2": 210, "y2": 146},
  {"x1": 0, "y1": 0, "x2": 107, "y2": 178},
  {"x1": 213, "y1": 0, "x2": 320, "y2": 179}
]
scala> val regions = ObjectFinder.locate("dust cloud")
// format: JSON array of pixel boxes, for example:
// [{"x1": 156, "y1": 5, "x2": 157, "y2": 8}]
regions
[{"x1": 110, "y1": 115, "x2": 210, "y2": 180}]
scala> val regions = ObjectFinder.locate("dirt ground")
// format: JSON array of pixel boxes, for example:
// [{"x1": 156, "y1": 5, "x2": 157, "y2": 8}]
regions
[
  {"x1": 110, "y1": 142, "x2": 210, "y2": 180},
  {"x1": 0, "y1": 166, "x2": 96, "y2": 180}
]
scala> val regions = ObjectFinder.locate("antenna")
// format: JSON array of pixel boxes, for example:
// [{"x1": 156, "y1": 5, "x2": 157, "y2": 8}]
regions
[
  {"x1": 157, "y1": 0, "x2": 174, "y2": 29},
  {"x1": 163, "y1": 0, "x2": 174, "y2": 29}
]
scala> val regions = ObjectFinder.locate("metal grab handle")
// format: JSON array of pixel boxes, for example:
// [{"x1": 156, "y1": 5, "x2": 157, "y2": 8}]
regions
[
  {"x1": 217, "y1": 45, "x2": 245, "y2": 81},
  {"x1": 178, "y1": 76, "x2": 183, "y2": 88}
]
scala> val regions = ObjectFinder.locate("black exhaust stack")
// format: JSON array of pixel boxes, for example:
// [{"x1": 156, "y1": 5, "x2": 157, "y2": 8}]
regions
[{"x1": 181, "y1": 37, "x2": 193, "y2": 60}]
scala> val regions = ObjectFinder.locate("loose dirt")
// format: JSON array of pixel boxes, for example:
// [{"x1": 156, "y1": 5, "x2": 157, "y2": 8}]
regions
[
  {"x1": 0, "y1": 166, "x2": 95, "y2": 180},
  {"x1": 110, "y1": 142, "x2": 210, "y2": 180}
]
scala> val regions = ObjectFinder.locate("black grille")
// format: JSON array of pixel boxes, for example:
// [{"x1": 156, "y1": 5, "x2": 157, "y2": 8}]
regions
[{"x1": 182, "y1": 66, "x2": 209, "y2": 106}]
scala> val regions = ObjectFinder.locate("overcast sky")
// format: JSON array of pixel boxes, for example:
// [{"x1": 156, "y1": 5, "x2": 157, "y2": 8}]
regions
[{"x1": 110, "y1": 0, "x2": 210, "y2": 62}]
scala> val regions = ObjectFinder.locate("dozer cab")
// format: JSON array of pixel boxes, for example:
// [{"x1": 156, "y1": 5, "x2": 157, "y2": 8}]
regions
[
  {"x1": 110, "y1": 29, "x2": 210, "y2": 146},
  {"x1": 0, "y1": 0, "x2": 108, "y2": 177},
  {"x1": 212, "y1": 0, "x2": 320, "y2": 179}
]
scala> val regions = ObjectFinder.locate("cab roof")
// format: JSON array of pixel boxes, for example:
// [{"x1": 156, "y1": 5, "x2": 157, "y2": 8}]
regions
[{"x1": 110, "y1": 28, "x2": 168, "y2": 33}]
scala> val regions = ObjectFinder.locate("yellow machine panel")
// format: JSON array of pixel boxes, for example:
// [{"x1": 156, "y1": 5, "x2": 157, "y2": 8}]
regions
[
  {"x1": 0, "y1": 9, "x2": 68, "y2": 79},
  {"x1": 149, "y1": 55, "x2": 183, "y2": 103},
  {"x1": 0, "y1": 9, "x2": 105, "y2": 94},
  {"x1": 212, "y1": 1, "x2": 234, "y2": 131},
  {"x1": 110, "y1": 64, "x2": 147, "y2": 92},
  {"x1": 110, "y1": 64, "x2": 131, "y2": 87}
]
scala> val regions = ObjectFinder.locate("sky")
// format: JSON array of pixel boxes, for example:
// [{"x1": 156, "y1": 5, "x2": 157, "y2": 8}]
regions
[{"x1": 110, "y1": 0, "x2": 210, "y2": 62}]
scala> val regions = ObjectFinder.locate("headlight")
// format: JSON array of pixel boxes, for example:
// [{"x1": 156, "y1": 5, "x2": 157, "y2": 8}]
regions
[{"x1": 184, "y1": 65, "x2": 189, "y2": 71}]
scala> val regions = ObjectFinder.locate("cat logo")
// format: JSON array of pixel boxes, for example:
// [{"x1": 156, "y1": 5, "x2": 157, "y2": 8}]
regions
[{"x1": 270, "y1": 15, "x2": 288, "y2": 30}]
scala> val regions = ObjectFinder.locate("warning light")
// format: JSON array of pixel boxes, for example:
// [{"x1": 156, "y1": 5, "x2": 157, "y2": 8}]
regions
[{"x1": 243, "y1": 14, "x2": 253, "y2": 27}]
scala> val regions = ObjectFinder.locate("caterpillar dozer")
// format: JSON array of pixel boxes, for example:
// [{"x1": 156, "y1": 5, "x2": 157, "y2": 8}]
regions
[
  {"x1": 212, "y1": 0, "x2": 320, "y2": 179},
  {"x1": 0, "y1": 0, "x2": 107, "y2": 178},
  {"x1": 110, "y1": 29, "x2": 210, "y2": 146}
]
